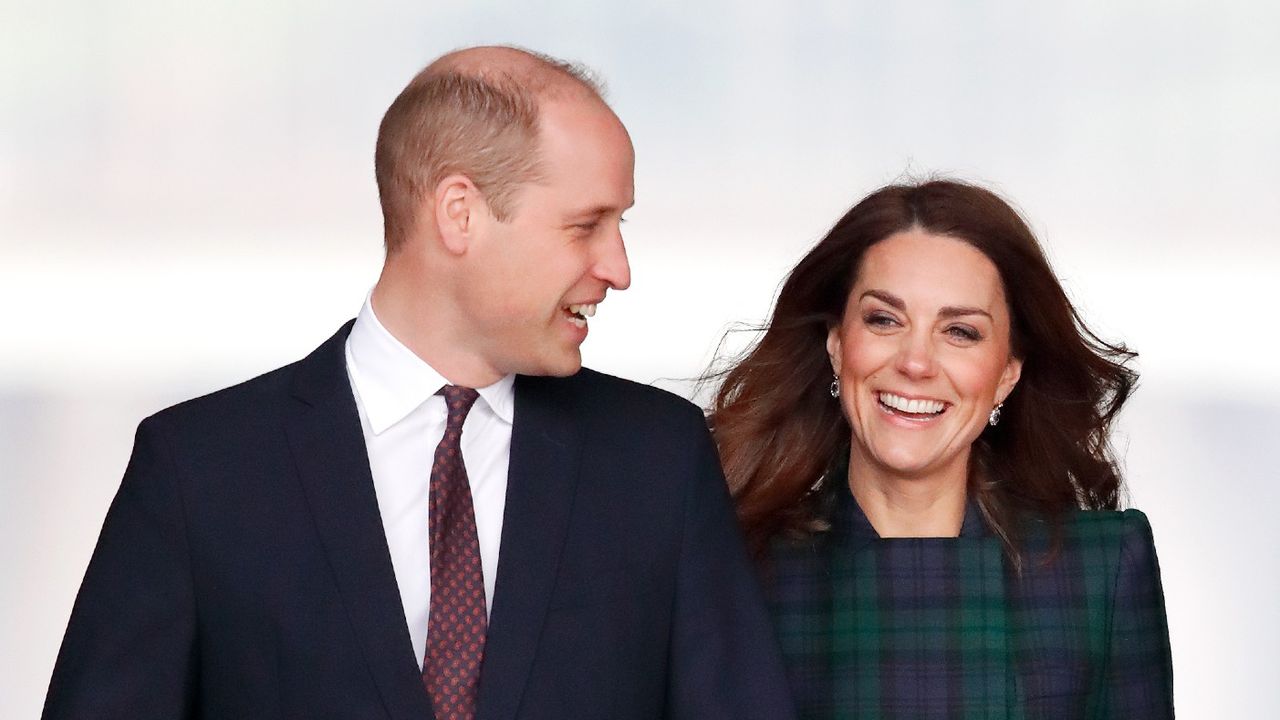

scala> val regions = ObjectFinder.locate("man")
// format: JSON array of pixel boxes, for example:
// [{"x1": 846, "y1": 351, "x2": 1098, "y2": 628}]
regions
[{"x1": 43, "y1": 46, "x2": 796, "y2": 719}]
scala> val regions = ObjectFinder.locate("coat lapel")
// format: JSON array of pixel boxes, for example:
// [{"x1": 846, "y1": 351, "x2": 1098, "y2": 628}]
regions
[
  {"x1": 284, "y1": 322, "x2": 436, "y2": 720},
  {"x1": 477, "y1": 374, "x2": 583, "y2": 720}
]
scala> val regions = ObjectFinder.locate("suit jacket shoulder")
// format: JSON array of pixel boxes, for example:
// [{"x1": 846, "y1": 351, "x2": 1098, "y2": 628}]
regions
[
  {"x1": 137, "y1": 322, "x2": 354, "y2": 484},
  {"x1": 534, "y1": 367, "x2": 705, "y2": 427},
  {"x1": 146, "y1": 320, "x2": 349, "y2": 435},
  {"x1": 504, "y1": 367, "x2": 796, "y2": 719}
]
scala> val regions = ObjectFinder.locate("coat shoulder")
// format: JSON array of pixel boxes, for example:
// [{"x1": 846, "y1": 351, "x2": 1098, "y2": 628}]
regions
[
  {"x1": 546, "y1": 367, "x2": 706, "y2": 430},
  {"x1": 1022, "y1": 508, "x2": 1159, "y2": 588},
  {"x1": 1057, "y1": 508, "x2": 1154, "y2": 548},
  {"x1": 144, "y1": 361, "x2": 299, "y2": 437},
  {"x1": 144, "y1": 321, "x2": 352, "y2": 438}
]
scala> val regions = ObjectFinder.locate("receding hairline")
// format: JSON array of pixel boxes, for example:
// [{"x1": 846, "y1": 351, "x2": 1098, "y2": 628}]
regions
[{"x1": 417, "y1": 45, "x2": 605, "y2": 102}]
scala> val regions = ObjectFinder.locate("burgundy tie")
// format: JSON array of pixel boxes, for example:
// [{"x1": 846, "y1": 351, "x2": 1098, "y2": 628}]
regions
[{"x1": 423, "y1": 385, "x2": 486, "y2": 720}]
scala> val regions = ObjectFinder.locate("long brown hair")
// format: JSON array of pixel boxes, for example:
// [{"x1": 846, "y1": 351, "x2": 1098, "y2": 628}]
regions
[{"x1": 710, "y1": 180, "x2": 1137, "y2": 566}]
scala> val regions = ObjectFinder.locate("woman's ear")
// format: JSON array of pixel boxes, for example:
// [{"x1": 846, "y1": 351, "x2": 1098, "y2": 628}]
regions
[
  {"x1": 996, "y1": 355, "x2": 1023, "y2": 404},
  {"x1": 826, "y1": 325, "x2": 843, "y2": 375}
]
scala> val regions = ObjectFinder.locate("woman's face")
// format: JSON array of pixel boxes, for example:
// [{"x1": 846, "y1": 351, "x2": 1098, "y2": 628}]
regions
[{"x1": 827, "y1": 229, "x2": 1022, "y2": 483}]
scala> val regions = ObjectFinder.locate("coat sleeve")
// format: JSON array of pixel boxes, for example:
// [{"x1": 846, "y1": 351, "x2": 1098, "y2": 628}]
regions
[
  {"x1": 42, "y1": 416, "x2": 199, "y2": 719},
  {"x1": 1101, "y1": 509, "x2": 1174, "y2": 719},
  {"x1": 663, "y1": 407, "x2": 798, "y2": 720}
]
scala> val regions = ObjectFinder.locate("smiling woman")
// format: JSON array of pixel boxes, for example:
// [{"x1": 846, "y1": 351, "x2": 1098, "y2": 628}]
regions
[
  {"x1": 709, "y1": 179, "x2": 1174, "y2": 718},
  {"x1": 826, "y1": 230, "x2": 1024, "y2": 539}
]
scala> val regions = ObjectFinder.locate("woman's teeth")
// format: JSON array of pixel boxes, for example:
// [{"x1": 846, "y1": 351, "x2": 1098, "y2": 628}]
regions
[{"x1": 878, "y1": 392, "x2": 946, "y2": 415}]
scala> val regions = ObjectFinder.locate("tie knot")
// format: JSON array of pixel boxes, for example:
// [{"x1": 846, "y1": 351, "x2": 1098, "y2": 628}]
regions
[{"x1": 438, "y1": 385, "x2": 480, "y2": 429}]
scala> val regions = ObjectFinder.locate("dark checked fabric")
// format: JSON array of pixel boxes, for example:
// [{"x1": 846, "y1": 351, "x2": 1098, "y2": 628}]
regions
[
  {"x1": 423, "y1": 385, "x2": 486, "y2": 720},
  {"x1": 764, "y1": 483, "x2": 1173, "y2": 720}
]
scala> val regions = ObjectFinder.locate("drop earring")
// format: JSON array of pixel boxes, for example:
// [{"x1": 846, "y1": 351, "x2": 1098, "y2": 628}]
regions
[
  {"x1": 829, "y1": 375, "x2": 841, "y2": 399},
  {"x1": 988, "y1": 402, "x2": 1003, "y2": 426}
]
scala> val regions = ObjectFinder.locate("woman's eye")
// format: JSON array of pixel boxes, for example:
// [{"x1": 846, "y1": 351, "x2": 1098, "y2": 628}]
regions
[
  {"x1": 864, "y1": 312, "x2": 898, "y2": 328},
  {"x1": 946, "y1": 325, "x2": 982, "y2": 342}
]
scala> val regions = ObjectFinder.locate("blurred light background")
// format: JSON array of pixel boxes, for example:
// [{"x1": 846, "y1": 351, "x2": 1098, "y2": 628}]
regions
[{"x1": 3, "y1": 1, "x2": 1278, "y2": 717}]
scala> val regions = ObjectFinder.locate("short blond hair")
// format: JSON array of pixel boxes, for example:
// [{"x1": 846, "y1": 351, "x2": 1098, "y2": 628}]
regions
[{"x1": 374, "y1": 48, "x2": 603, "y2": 253}]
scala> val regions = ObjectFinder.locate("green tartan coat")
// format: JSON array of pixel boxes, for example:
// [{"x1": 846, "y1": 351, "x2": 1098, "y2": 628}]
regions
[{"x1": 763, "y1": 487, "x2": 1174, "y2": 719}]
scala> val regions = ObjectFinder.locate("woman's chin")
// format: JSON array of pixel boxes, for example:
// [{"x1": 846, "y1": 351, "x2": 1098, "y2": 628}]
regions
[{"x1": 863, "y1": 445, "x2": 964, "y2": 482}]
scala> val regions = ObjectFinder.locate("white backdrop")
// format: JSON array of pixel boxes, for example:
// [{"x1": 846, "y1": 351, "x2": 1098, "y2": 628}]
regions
[{"x1": 3, "y1": 1, "x2": 1278, "y2": 717}]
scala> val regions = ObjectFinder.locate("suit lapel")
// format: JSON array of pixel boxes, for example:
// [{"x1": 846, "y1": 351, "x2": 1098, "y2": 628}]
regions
[
  {"x1": 477, "y1": 374, "x2": 583, "y2": 720},
  {"x1": 285, "y1": 322, "x2": 436, "y2": 720}
]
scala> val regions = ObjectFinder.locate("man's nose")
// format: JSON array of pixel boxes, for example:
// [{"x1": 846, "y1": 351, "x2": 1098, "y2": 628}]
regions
[{"x1": 594, "y1": 227, "x2": 631, "y2": 291}]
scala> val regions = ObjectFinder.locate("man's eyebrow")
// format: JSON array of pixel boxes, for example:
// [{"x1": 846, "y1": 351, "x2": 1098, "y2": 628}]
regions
[
  {"x1": 860, "y1": 290, "x2": 992, "y2": 320},
  {"x1": 568, "y1": 203, "x2": 629, "y2": 219}
]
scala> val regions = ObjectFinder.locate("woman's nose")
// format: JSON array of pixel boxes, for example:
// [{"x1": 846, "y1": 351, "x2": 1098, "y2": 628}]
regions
[{"x1": 894, "y1": 331, "x2": 938, "y2": 379}]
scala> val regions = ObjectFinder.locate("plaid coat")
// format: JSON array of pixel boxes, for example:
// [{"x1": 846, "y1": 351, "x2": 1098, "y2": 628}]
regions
[{"x1": 764, "y1": 487, "x2": 1173, "y2": 720}]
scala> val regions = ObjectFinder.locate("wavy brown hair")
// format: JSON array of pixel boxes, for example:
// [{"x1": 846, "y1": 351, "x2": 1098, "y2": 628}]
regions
[{"x1": 710, "y1": 179, "x2": 1137, "y2": 567}]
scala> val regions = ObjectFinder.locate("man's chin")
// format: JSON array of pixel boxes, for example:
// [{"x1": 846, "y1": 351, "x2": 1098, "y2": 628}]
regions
[
  {"x1": 546, "y1": 355, "x2": 584, "y2": 377},
  {"x1": 518, "y1": 350, "x2": 583, "y2": 378}
]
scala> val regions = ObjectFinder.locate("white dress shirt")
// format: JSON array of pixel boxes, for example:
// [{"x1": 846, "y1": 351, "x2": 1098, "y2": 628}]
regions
[{"x1": 344, "y1": 295, "x2": 513, "y2": 670}]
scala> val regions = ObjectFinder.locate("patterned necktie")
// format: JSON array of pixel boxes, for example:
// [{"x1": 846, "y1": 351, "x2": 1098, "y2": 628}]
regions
[{"x1": 423, "y1": 385, "x2": 486, "y2": 720}]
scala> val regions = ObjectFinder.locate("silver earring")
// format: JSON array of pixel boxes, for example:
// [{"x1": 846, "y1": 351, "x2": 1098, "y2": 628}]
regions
[
  {"x1": 988, "y1": 402, "x2": 1003, "y2": 426},
  {"x1": 829, "y1": 375, "x2": 841, "y2": 399}
]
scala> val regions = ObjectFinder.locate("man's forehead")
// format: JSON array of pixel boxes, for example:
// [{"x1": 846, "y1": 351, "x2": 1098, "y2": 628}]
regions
[{"x1": 536, "y1": 98, "x2": 632, "y2": 161}]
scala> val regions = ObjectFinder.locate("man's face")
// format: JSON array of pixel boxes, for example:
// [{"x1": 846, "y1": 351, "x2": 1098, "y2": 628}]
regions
[{"x1": 461, "y1": 96, "x2": 635, "y2": 378}]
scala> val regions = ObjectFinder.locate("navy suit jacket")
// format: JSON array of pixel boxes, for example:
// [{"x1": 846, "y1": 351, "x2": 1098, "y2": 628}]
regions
[{"x1": 44, "y1": 323, "x2": 796, "y2": 719}]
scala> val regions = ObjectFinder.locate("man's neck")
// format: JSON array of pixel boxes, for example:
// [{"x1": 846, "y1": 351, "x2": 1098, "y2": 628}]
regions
[{"x1": 370, "y1": 269, "x2": 504, "y2": 389}]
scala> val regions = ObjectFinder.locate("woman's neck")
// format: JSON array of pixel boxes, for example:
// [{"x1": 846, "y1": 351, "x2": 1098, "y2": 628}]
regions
[{"x1": 847, "y1": 453, "x2": 969, "y2": 538}]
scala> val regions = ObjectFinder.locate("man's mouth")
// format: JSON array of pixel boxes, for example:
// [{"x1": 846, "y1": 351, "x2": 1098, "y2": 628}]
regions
[
  {"x1": 562, "y1": 303, "x2": 597, "y2": 329},
  {"x1": 877, "y1": 391, "x2": 948, "y2": 419}
]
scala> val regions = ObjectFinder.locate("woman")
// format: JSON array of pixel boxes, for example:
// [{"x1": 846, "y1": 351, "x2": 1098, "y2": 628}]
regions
[{"x1": 711, "y1": 180, "x2": 1173, "y2": 718}]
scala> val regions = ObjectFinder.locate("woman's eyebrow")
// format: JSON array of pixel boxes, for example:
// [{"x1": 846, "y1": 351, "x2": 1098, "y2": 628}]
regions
[
  {"x1": 938, "y1": 305, "x2": 992, "y2": 320},
  {"x1": 860, "y1": 289, "x2": 905, "y2": 310},
  {"x1": 861, "y1": 290, "x2": 991, "y2": 320}
]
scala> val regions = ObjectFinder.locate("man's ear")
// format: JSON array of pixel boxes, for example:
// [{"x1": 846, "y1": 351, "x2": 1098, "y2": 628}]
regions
[{"x1": 433, "y1": 174, "x2": 484, "y2": 256}]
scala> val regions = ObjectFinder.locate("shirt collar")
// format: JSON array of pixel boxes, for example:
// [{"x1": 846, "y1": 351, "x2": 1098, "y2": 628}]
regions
[{"x1": 345, "y1": 293, "x2": 515, "y2": 434}]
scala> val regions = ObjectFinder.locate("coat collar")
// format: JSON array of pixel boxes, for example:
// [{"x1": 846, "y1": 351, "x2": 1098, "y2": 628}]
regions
[
  {"x1": 286, "y1": 321, "x2": 437, "y2": 720},
  {"x1": 476, "y1": 373, "x2": 583, "y2": 720},
  {"x1": 828, "y1": 466, "x2": 989, "y2": 548}
]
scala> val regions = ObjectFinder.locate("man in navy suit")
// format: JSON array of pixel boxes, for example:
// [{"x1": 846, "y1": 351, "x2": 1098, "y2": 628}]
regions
[{"x1": 43, "y1": 46, "x2": 795, "y2": 719}]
